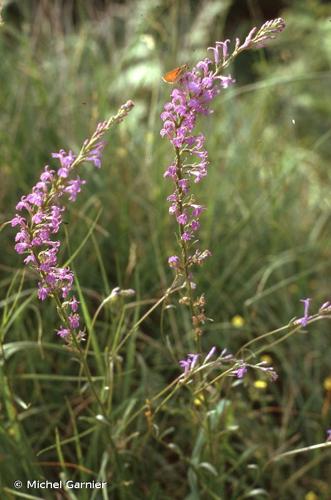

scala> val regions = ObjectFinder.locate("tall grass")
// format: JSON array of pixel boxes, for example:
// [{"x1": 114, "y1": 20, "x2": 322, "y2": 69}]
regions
[{"x1": 0, "y1": 1, "x2": 331, "y2": 498}]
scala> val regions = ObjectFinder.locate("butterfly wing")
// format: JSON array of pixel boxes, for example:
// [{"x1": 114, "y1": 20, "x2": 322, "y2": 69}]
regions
[{"x1": 162, "y1": 64, "x2": 188, "y2": 84}]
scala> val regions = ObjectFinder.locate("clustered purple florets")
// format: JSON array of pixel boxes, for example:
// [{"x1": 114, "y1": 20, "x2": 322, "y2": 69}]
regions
[
  {"x1": 10, "y1": 100, "x2": 135, "y2": 344},
  {"x1": 160, "y1": 19, "x2": 287, "y2": 372},
  {"x1": 161, "y1": 57, "x2": 234, "y2": 271},
  {"x1": 11, "y1": 145, "x2": 104, "y2": 342},
  {"x1": 161, "y1": 18, "x2": 286, "y2": 278}
]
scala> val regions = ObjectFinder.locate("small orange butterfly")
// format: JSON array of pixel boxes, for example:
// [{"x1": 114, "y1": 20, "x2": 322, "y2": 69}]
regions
[{"x1": 162, "y1": 64, "x2": 189, "y2": 84}]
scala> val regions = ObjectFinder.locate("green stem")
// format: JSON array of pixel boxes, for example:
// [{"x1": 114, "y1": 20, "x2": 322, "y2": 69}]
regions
[
  {"x1": 174, "y1": 147, "x2": 214, "y2": 460},
  {"x1": 174, "y1": 146, "x2": 202, "y2": 350},
  {"x1": 52, "y1": 291, "x2": 108, "y2": 417}
]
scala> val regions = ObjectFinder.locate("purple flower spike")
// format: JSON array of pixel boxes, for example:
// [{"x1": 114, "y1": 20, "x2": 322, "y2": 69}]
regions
[
  {"x1": 161, "y1": 19, "x2": 285, "y2": 295},
  {"x1": 11, "y1": 101, "x2": 134, "y2": 344},
  {"x1": 161, "y1": 22, "x2": 285, "y2": 337},
  {"x1": 326, "y1": 429, "x2": 331, "y2": 442},
  {"x1": 161, "y1": 53, "x2": 232, "y2": 273}
]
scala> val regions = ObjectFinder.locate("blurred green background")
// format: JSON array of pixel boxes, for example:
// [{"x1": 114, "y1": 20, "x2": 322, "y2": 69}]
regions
[{"x1": 0, "y1": 0, "x2": 331, "y2": 498}]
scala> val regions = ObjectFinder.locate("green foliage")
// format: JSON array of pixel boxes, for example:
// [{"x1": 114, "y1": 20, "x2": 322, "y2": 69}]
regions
[{"x1": 0, "y1": 0, "x2": 331, "y2": 498}]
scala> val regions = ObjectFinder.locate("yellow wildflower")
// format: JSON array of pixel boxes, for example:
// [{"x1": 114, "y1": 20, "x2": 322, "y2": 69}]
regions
[
  {"x1": 231, "y1": 315, "x2": 245, "y2": 328},
  {"x1": 194, "y1": 394, "x2": 204, "y2": 406},
  {"x1": 260, "y1": 354, "x2": 273, "y2": 365},
  {"x1": 305, "y1": 491, "x2": 318, "y2": 500},
  {"x1": 323, "y1": 376, "x2": 331, "y2": 391},
  {"x1": 254, "y1": 380, "x2": 267, "y2": 390}
]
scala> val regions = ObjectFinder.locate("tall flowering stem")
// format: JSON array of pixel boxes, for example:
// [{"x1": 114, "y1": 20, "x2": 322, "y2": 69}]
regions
[
  {"x1": 11, "y1": 100, "x2": 134, "y2": 348},
  {"x1": 161, "y1": 19, "x2": 285, "y2": 344}
]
